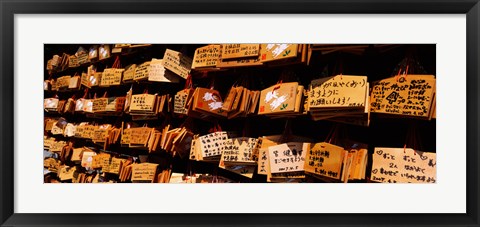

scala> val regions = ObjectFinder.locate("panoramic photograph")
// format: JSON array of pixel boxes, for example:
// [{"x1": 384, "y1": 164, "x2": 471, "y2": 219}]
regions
[{"x1": 43, "y1": 43, "x2": 436, "y2": 184}]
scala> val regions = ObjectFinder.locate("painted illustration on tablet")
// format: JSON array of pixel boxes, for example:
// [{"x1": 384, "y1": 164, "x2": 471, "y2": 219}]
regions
[{"x1": 44, "y1": 44, "x2": 436, "y2": 183}]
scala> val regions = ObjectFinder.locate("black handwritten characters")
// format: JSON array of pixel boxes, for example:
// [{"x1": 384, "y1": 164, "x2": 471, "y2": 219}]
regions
[
  {"x1": 268, "y1": 142, "x2": 307, "y2": 173},
  {"x1": 122, "y1": 64, "x2": 137, "y2": 83},
  {"x1": 91, "y1": 98, "x2": 108, "y2": 113},
  {"x1": 92, "y1": 127, "x2": 108, "y2": 143},
  {"x1": 105, "y1": 157, "x2": 126, "y2": 175},
  {"x1": 55, "y1": 75, "x2": 72, "y2": 90},
  {"x1": 308, "y1": 75, "x2": 370, "y2": 126},
  {"x1": 100, "y1": 68, "x2": 124, "y2": 86},
  {"x1": 131, "y1": 163, "x2": 158, "y2": 183},
  {"x1": 219, "y1": 137, "x2": 259, "y2": 164},
  {"x1": 216, "y1": 45, "x2": 263, "y2": 68},
  {"x1": 91, "y1": 152, "x2": 111, "y2": 169},
  {"x1": 75, "y1": 46, "x2": 89, "y2": 65},
  {"x1": 148, "y1": 58, "x2": 181, "y2": 83},
  {"x1": 92, "y1": 97, "x2": 125, "y2": 115},
  {"x1": 73, "y1": 123, "x2": 86, "y2": 138},
  {"x1": 217, "y1": 138, "x2": 258, "y2": 179},
  {"x1": 189, "y1": 135, "x2": 199, "y2": 161},
  {"x1": 198, "y1": 131, "x2": 229, "y2": 159},
  {"x1": 129, "y1": 94, "x2": 157, "y2": 114},
  {"x1": 79, "y1": 72, "x2": 89, "y2": 88},
  {"x1": 259, "y1": 44, "x2": 298, "y2": 62},
  {"x1": 162, "y1": 49, "x2": 192, "y2": 79},
  {"x1": 128, "y1": 127, "x2": 154, "y2": 148},
  {"x1": 174, "y1": 89, "x2": 191, "y2": 115},
  {"x1": 120, "y1": 127, "x2": 131, "y2": 146},
  {"x1": 192, "y1": 45, "x2": 221, "y2": 69},
  {"x1": 133, "y1": 61, "x2": 151, "y2": 81},
  {"x1": 256, "y1": 137, "x2": 279, "y2": 175},
  {"x1": 105, "y1": 97, "x2": 126, "y2": 113},
  {"x1": 309, "y1": 75, "x2": 367, "y2": 108},
  {"x1": 46, "y1": 139, "x2": 67, "y2": 152},
  {"x1": 371, "y1": 147, "x2": 436, "y2": 183},
  {"x1": 221, "y1": 44, "x2": 260, "y2": 60},
  {"x1": 370, "y1": 75, "x2": 436, "y2": 118},
  {"x1": 237, "y1": 138, "x2": 259, "y2": 162},
  {"x1": 220, "y1": 139, "x2": 240, "y2": 162},
  {"x1": 304, "y1": 142, "x2": 347, "y2": 180},
  {"x1": 43, "y1": 136, "x2": 55, "y2": 151},
  {"x1": 68, "y1": 55, "x2": 79, "y2": 68}
]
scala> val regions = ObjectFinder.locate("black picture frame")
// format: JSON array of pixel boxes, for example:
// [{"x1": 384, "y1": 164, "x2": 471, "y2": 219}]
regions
[{"x1": 1, "y1": 0, "x2": 479, "y2": 226}]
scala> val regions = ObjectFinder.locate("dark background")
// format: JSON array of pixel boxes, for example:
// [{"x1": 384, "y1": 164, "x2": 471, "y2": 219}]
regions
[{"x1": 44, "y1": 44, "x2": 436, "y2": 183}]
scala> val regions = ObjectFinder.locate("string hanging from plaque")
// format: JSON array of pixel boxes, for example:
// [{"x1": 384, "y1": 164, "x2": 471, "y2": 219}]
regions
[
  {"x1": 129, "y1": 88, "x2": 158, "y2": 118},
  {"x1": 303, "y1": 123, "x2": 348, "y2": 182},
  {"x1": 63, "y1": 94, "x2": 76, "y2": 114},
  {"x1": 370, "y1": 51, "x2": 435, "y2": 119},
  {"x1": 75, "y1": 88, "x2": 88, "y2": 112},
  {"x1": 174, "y1": 74, "x2": 194, "y2": 116},
  {"x1": 100, "y1": 56, "x2": 124, "y2": 87},
  {"x1": 403, "y1": 123, "x2": 423, "y2": 156},
  {"x1": 226, "y1": 74, "x2": 260, "y2": 119},
  {"x1": 258, "y1": 71, "x2": 304, "y2": 118},
  {"x1": 170, "y1": 117, "x2": 195, "y2": 158},
  {"x1": 264, "y1": 119, "x2": 309, "y2": 182},
  {"x1": 207, "y1": 120, "x2": 222, "y2": 134},
  {"x1": 370, "y1": 122, "x2": 436, "y2": 183},
  {"x1": 91, "y1": 91, "x2": 109, "y2": 114},
  {"x1": 391, "y1": 47, "x2": 427, "y2": 79},
  {"x1": 307, "y1": 57, "x2": 370, "y2": 126},
  {"x1": 279, "y1": 119, "x2": 293, "y2": 144},
  {"x1": 68, "y1": 72, "x2": 81, "y2": 90},
  {"x1": 325, "y1": 124, "x2": 367, "y2": 183}
]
